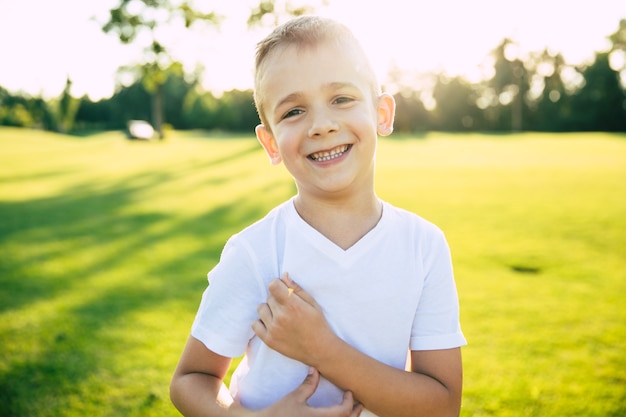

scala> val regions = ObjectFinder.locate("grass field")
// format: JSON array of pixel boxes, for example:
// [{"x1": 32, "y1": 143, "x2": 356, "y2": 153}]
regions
[{"x1": 1, "y1": 127, "x2": 625, "y2": 417}]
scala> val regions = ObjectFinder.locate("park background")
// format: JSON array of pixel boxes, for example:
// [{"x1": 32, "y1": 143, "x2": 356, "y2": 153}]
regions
[{"x1": 1, "y1": 1, "x2": 625, "y2": 416}]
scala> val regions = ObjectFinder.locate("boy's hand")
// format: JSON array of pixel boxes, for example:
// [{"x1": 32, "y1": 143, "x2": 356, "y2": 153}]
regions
[
  {"x1": 260, "y1": 367, "x2": 362, "y2": 417},
  {"x1": 253, "y1": 272, "x2": 335, "y2": 366}
]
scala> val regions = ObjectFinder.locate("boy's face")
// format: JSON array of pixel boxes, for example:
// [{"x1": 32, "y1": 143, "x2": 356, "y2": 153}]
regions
[{"x1": 255, "y1": 39, "x2": 395, "y2": 198}]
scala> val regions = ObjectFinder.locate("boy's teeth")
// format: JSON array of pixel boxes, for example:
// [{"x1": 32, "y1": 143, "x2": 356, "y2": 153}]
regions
[{"x1": 310, "y1": 145, "x2": 349, "y2": 161}]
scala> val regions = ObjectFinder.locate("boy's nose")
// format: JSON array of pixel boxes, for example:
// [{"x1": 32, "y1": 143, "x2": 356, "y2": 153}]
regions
[{"x1": 307, "y1": 109, "x2": 339, "y2": 138}]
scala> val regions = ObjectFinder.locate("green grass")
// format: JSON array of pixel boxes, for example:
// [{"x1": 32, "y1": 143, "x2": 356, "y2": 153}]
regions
[{"x1": 1, "y1": 127, "x2": 625, "y2": 416}]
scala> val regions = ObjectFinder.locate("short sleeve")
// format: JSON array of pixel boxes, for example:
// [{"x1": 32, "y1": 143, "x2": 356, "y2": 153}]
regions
[
  {"x1": 191, "y1": 236, "x2": 267, "y2": 357},
  {"x1": 410, "y1": 228, "x2": 466, "y2": 350}
]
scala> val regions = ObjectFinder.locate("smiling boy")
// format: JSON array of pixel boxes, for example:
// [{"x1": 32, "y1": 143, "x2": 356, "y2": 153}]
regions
[{"x1": 170, "y1": 16, "x2": 466, "y2": 417}]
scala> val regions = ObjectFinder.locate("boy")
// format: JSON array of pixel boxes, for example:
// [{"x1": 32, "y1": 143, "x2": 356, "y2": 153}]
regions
[{"x1": 170, "y1": 16, "x2": 466, "y2": 417}]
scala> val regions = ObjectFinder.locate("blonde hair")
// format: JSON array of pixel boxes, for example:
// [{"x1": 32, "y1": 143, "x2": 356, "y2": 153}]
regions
[{"x1": 253, "y1": 16, "x2": 380, "y2": 128}]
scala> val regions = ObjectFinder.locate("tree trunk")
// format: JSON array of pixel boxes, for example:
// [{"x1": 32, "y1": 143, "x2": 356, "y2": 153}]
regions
[
  {"x1": 512, "y1": 89, "x2": 522, "y2": 131},
  {"x1": 152, "y1": 85, "x2": 164, "y2": 139}
]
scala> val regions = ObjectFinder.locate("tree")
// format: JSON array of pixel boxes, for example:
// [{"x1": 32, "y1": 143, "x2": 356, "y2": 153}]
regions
[
  {"x1": 248, "y1": 0, "x2": 326, "y2": 26},
  {"x1": 485, "y1": 38, "x2": 530, "y2": 131},
  {"x1": 54, "y1": 77, "x2": 81, "y2": 133},
  {"x1": 570, "y1": 53, "x2": 626, "y2": 131},
  {"x1": 159, "y1": 62, "x2": 199, "y2": 129},
  {"x1": 182, "y1": 88, "x2": 220, "y2": 130},
  {"x1": 432, "y1": 75, "x2": 482, "y2": 131},
  {"x1": 0, "y1": 87, "x2": 55, "y2": 130},
  {"x1": 392, "y1": 90, "x2": 433, "y2": 133},
  {"x1": 608, "y1": 19, "x2": 626, "y2": 92},
  {"x1": 0, "y1": 88, "x2": 34, "y2": 128},
  {"x1": 608, "y1": 18, "x2": 626, "y2": 51},
  {"x1": 74, "y1": 95, "x2": 115, "y2": 131},
  {"x1": 215, "y1": 89, "x2": 258, "y2": 132},
  {"x1": 527, "y1": 49, "x2": 572, "y2": 131},
  {"x1": 101, "y1": 0, "x2": 222, "y2": 138}
]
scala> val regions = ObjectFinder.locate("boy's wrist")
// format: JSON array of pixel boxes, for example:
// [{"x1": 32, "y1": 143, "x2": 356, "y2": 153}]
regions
[{"x1": 311, "y1": 331, "x2": 350, "y2": 371}]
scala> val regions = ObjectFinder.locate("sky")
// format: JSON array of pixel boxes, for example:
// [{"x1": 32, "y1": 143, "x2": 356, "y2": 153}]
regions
[{"x1": 1, "y1": 0, "x2": 625, "y2": 100}]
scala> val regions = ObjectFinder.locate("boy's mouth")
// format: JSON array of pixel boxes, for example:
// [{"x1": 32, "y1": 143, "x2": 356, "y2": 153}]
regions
[{"x1": 308, "y1": 144, "x2": 351, "y2": 162}]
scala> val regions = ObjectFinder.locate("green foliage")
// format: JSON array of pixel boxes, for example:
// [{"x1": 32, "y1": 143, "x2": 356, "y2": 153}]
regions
[
  {"x1": 248, "y1": 0, "x2": 326, "y2": 26},
  {"x1": 390, "y1": 89, "x2": 433, "y2": 132},
  {"x1": 102, "y1": 0, "x2": 222, "y2": 44},
  {"x1": 608, "y1": 18, "x2": 626, "y2": 51},
  {"x1": 53, "y1": 78, "x2": 81, "y2": 133},
  {"x1": 0, "y1": 128, "x2": 625, "y2": 416},
  {"x1": 0, "y1": 87, "x2": 55, "y2": 130},
  {"x1": 570, "y1": 53, "x2": 626, "y2": 131},
  {"x1": 212, "y1": 89, "x2": 259, "y2": 132},
  {"x1": 72, "y1": 63, "x2": 258, "y2": 132},
  {"x1": 70, "y1": 65, "x2": 258, "y2": 133},
  {"x1": 182, "y1": 88, "x2": 220, "y2": 130},
  {"x1": 431, "y1": 75, "x2": 482, "y2": 131}
]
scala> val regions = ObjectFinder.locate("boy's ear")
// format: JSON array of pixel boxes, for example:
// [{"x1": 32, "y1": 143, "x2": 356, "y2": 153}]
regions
[
  {"x1": 255, "y1": 124, "x2": 282, "y2": 165},
  {"x1": 377, "y1": 93, "x2": 396, "y2": 137}
]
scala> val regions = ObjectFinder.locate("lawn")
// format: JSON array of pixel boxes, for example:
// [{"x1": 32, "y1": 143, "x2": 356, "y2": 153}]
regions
[{"x1": 1, "y1": 127, "x2": 625, "y2": 416}]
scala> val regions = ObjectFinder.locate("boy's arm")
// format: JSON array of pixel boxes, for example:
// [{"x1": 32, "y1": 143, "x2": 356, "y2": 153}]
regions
[
  {"x1": 170, "y1": 336, "x2": 363, "y2": 417},
  {"x1": 253, "y1": 277, "x2": 463, "y2": 417},
  {"x1": 170, "y1": 336, "x2": 241, "y2": 417}
]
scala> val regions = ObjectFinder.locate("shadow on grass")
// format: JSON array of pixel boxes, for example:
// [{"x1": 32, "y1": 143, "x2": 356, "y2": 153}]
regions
[
  {"x1": 0, "y1": 174, "x2": 168, "y2": 313},
  {"x1": 0, "y1": 145, "x2": 280, "y2": 416}
]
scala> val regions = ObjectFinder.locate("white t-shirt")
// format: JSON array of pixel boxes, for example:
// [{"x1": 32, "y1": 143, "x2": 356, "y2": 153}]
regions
[{"x1": 191, "y1": 198, "x2": 466, "y2": 411}]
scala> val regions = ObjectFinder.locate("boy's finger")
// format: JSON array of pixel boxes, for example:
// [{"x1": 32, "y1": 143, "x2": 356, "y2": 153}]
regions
[
  {"x1": 280, "y1": 272, "x2": 320, "y2": 308},
  {"x1": 251, "y1": 318, "x2": 267, "y2": 339},
  {"x1": 344, "y1": 391, "x2": 363, "y2": 417},
  {"x1": 267, "y1": 278, "x2": 288, "y2": 301},
  {"x1": 351, "y1": 402, "x2": 364, "y2": 417},
  {"x1": 294, "y1": 367, "x2": 319, "y2": 402},
  {"x1": 267, "y1": 275, "x2": 294, "y2": 302},
  {"x1": 256, "y1": 302, "x2": 272, "y2": 322}
]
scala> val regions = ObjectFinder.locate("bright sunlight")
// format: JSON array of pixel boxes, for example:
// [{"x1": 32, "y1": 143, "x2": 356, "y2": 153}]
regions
[{"x1": 0, "y1": 0, "x2": 624, "y2": 99}]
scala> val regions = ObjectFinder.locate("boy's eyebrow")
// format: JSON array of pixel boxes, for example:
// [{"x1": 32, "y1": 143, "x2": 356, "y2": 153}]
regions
[
  {"x1": 274, "y1": 82, "x2": 359, "y2": 111},
  {"x1": 275, "y1": 92, "x2": 304, "y2": 111}
]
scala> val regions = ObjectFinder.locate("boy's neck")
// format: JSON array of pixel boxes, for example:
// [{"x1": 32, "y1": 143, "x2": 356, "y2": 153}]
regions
[{"x1": 293, "y1": 192, "x2": 382, "y2": 251}]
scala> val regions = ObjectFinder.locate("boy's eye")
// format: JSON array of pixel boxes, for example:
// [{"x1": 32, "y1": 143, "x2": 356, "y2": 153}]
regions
[
  {"x1": 333, "y1": 96, "x2": 354, "y2": 105},
  {"x1": 282, "y1": 108, "x2": 304, "y2": 119}
]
